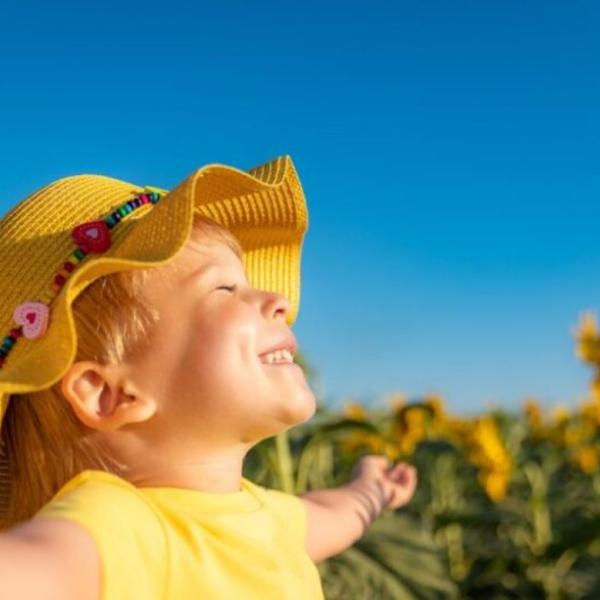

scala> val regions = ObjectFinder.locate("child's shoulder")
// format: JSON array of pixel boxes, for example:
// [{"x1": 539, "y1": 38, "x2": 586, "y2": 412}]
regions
[
  {"x1": 246, "y1": 481, "x2": 309, "y2": 547},
  {"x1": 37, "y1": 469, "x2": 159, "y2": 518},
  {"x1": 33, "y1": 469, "x2": 168, "y2": 600},
  {"x1": 50, "y1": 468, "x2": 139, "y2": 493}
]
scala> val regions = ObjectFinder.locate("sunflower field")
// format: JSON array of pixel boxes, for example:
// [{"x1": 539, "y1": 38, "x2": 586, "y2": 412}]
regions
[{"x1": 246, "y1": 311, "x2": 600, "y2": 599}]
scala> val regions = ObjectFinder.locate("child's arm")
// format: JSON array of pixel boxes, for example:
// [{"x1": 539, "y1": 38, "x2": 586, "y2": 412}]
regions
[
  {"x1": 0, "y1": 517, "x2": 100, "y2": 600},
  {"x1": 299, "y1": 455, "x2": 417, "y2": 562}
]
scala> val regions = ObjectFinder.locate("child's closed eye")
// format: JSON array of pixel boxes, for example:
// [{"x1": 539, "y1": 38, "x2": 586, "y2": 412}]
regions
[{"x1": 216, "y1": 284, "x2": 237, "y2": 292}]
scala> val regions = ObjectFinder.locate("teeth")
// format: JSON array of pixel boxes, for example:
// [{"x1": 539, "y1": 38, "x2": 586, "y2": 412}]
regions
[{"x1": 262, "y1": 349, "x2": 294, "y2": 364}]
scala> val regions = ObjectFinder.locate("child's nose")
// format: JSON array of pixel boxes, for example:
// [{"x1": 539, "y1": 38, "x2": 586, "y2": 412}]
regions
[{"x1": 263, "y1": 291, "x2": 291, "y2": 321}]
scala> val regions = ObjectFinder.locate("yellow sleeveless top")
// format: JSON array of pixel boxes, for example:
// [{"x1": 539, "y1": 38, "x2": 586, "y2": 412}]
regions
[{"x1": 33, "y1": 470, "x2": 324, "y2": 600}]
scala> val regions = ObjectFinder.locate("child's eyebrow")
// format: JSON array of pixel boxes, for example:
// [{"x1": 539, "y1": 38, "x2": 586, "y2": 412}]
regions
[
  {"x1": 182, "y1": 260, "x2": 248, "y2": 287},
  {"x1": 183, "y1": 263, "x2": 220, "y2": 285}
]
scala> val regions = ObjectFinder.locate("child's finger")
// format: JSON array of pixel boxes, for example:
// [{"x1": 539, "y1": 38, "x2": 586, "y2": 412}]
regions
[
  {"x1": 386, "y1": 461, "x2": 407, "y2": 473},
  {"x1": 387, "y1": 462, "x2": 411, "y2": 475},
  {"x1": 387, "y1": 463, "x2": 416, "y2": 486}
]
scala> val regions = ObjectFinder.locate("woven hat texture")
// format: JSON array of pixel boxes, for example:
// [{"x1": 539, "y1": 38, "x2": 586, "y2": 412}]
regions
[{"x1": 0, "y1": 155, "x2": 308, "y2": 428}]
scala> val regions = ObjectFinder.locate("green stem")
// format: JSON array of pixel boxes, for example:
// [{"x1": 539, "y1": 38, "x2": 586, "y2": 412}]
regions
[
  {"x1": 445, "y1": 523, "x2": 467, "y2": 582},
  {"x1": 275, "y1": 430, "x2": 295, "y2": 494}
]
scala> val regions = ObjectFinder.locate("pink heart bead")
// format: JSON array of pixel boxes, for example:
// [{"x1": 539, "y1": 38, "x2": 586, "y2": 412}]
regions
[{"x1": 13, "y1": 302, "x2": 50, "y2": 340}]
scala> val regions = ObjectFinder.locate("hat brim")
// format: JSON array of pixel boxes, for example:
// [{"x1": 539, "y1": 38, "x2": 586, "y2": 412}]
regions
[{"x1": 0, "y1": 155, "x2": 308, "y2": 424}]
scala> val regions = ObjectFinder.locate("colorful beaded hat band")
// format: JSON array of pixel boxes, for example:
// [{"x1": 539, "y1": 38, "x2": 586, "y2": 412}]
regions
[{"x1": 0, "y1": 186, "x2": 165, "y2": 370}]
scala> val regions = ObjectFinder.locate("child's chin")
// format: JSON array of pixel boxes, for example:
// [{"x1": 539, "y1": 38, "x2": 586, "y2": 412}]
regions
[{"x1": 278, "y1": 390, "x2": 317, "y2": 427}]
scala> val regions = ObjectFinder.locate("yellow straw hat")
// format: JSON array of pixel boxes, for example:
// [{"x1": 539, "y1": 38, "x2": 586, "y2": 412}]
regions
[{"x1": 0, "y1": 155, "x2": 309, "y2": 428}]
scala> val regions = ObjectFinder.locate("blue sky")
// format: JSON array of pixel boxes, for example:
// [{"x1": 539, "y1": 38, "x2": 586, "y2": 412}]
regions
[{"x1": 1, "y1": 1, "x2": 599, "y2": 414}]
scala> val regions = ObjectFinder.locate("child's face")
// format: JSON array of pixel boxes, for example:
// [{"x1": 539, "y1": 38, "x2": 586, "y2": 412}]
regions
[{"x1": 119, "y1": 235, "x2": 316, "y2": 451}]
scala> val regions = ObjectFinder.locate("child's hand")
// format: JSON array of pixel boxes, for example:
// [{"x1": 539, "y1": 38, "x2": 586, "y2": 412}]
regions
[{"x1": 349, "y1": 454, "x2": 417, "y2": 510}]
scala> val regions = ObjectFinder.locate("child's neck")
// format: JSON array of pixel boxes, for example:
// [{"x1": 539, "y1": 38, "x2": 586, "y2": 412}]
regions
[{"x1": 115, "y1": 444, "x2": 251, "y2": 493}]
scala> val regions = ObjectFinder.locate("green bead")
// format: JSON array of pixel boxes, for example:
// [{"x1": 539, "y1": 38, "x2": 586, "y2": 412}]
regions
[
  {"x1": 118, "y1": 207, "x2": 128, "y2": 217},
  {"x1": 74, "y1": 248, "x2": 85, "y2": 261}
]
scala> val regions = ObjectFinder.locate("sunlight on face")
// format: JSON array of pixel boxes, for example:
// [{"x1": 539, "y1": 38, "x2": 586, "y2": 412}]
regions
[{"x1": 124, "y1": 236, "x2": 316, "y2": 455}]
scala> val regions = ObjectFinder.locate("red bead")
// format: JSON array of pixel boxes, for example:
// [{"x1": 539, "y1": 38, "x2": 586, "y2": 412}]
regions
[
  {"x1": 139, "y1": 194, "x2": 149, "y2": 203},
  {"x1": 54, "y1": 274, "x2": 66, "y2": 287},
  {"x1": 10, "y1": 328, "x2": 23, "y2": 338},
  {"x1": 63, "y1": 261, "x2": 75, "y2": 273},
  {"x1": 0, "y1": 357, "x2": 5, "y2": 368},
  {"x1": 72, "y1": 221, "x2": 111, "y2": 254}
]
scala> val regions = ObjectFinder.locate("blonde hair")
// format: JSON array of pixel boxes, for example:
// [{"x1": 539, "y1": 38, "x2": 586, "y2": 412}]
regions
[{"x1": 0, "y1": 214, "x2": 242, "y2": 530}]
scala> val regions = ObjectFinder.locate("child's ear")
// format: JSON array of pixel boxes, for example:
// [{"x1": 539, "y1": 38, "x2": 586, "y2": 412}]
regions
[{"x1": 60, "y1": 361, "x2": 157, "y2": 431}]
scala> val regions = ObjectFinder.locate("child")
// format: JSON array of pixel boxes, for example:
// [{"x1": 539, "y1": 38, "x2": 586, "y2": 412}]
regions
[{"x1": 0, "y1": 155, "x2": 417, "y2": 599}]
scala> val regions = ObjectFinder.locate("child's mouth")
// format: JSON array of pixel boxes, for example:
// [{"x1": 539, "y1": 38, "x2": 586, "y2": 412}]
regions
[
  {"x1": 259, "y1": 350, "x2": 303, "y2": 373},
  {"x1": 258, "y1": 348, "x2": 295, "y2": 365}
]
